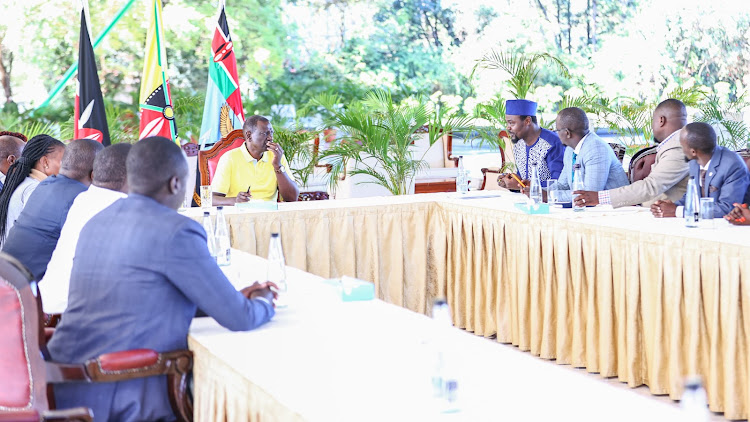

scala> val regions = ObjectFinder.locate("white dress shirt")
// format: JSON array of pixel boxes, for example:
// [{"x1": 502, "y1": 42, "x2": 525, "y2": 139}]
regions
[{"x1": 39, "y1": 185, "x2": 127, "y2": 314}]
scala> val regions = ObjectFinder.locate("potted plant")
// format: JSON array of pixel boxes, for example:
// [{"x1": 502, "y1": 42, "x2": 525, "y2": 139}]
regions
[{"x1": 311, "y1": 89, "x2": 472, "y2": 196}]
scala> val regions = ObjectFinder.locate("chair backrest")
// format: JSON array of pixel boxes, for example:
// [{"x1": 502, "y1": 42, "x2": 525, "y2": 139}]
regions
[
  {"x1": 736, "y1": 148, "x2": 750, "y2": 173},
  {"x1": 0, "y1": 252, "x2": 48, "y2": 416},
  {"x1": 629, "y1": 145, "x2": 658, "y2": 183},
  {"x1": 608, "y1": 143, "x2": 627, "y2": 163},
  {"x1": 412, "y1": 128, "x2": 457, "y2": 169},
  {"x1": 198, "y1": 129, "x2": 246, "y2": 186}
]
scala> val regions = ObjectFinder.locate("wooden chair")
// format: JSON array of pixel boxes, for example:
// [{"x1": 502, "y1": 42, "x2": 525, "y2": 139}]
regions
[
  {"x1": 628, "y1": 145, "x2": 658, "y2": 183},
  {"x1": 413, "y1": 127, "x2": 460, "y2": 194},
  {"x1": 479, "y1": 130, "x2": 509, "y2": 190},
  {"x1": 0, "y1": 252, "x2": 194, "y2": 422},
  {"x1": 608, "y1": 143, "x2": 627, "y2": 163},
  {"x1": 197, "y1": 129, "x2": 245, "y2": 188},
  {"x1": 736, "y1": 148, "x2": 750, "y2": 172}
]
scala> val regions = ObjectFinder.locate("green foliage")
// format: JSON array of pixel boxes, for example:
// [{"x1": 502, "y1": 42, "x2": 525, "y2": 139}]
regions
[
  {"x1": 473, "y1": 50, "x2": 570, "y2": 100},
  {"x1": 271, "y1": 125, "x2": 316, "y2": 185},
  {"x1": 695, "y1": 94, "x2": 750, "y2": 150},
  {"x1": 316, "y1": 89, "x2": 472, "y2": 195},
  {"x1": 172, "y1": 92, "x2": 205, "y2": 143}
]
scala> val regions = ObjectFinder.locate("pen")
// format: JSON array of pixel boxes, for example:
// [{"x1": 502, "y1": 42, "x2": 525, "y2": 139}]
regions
[
  {"x1": 510, "y1": 173, "x2": 526, "y2": 189},
  {"x1": 246, "y1": 185, "x2": 251, "y2": 194}
]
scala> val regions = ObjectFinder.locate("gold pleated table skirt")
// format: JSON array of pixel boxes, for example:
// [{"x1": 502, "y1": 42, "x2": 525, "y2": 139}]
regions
[{"x1": 189, "y1": 195, "x2": 750, "y2": 419}]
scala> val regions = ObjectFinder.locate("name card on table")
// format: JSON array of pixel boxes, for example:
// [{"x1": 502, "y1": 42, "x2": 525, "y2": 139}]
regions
[
  {"x1": 235, "y1": 200, "x2": 278, "y2": 211},
  {"x1": 514, "y1": 202, "x2": 550, "y2": 214},
  {"x1": 325, "y1": 276, "x2": 375, "y2": 302}
]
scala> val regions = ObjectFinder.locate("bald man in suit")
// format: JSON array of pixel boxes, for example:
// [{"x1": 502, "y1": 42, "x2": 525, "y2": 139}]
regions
[{"x1": 572, "y1": 99, "x2": 690, "y2": 208}]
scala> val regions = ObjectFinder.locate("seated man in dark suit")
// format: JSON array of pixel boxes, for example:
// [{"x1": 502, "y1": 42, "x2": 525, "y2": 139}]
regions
[
  {"x1": 47, "y1": 136, "x2": 276, "y2": 422},
  {"x1": 651, "y1": 122, "x2": 750, "y2": 218},
  {"x1": 2, "y1": 138, "x2": 103, "y2": 280}
]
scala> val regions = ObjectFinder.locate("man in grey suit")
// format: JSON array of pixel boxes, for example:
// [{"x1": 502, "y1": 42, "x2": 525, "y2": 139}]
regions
[
  {"x1": 548, "y1": 107, "x2": 628, "y2": 202},
  {"x1": 572, "y1": 99, "x2": 689, "y2": 208},
  {"x1": 651, "y1": 122, "x2": 750, "y2": 218},
  {"x1": 48, "y1": 137, "x2": 277, "y2": 421}
]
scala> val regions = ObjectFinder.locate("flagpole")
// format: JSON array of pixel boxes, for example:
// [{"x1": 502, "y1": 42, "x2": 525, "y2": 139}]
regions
[{"x1": 35, "y1": 0, "x2": 137, "y2": 111}]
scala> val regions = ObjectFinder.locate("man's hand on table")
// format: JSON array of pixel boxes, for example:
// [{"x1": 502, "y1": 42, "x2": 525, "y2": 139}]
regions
[
  {"x1": 725, "y1": 203, "x2": 750, "y2": 225},
  {"x1": 651, "y1": 200, "x2": 677, "y2": 218},
  {"x1": 572, "y1": 190, "x2": 600, "y2": 207},
  {"x1": 240, "y1": 281, "x2": 278, "y2": 305},
  {"x1": 235, "y1": 191, "x2": 252, "y2": 203},
  {"x1": 498, "y1": 174, "x2": 528, "y2": 191}
]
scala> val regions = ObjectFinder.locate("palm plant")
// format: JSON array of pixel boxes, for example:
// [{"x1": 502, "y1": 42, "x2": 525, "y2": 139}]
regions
[
  {"x1": 471, "y1": 96, "x2": 515, "y2": 173},
  {"x1": 695, "y1": 93, "x2": 750, "y2": 150},
  {"x1": 271, "y1": 125, "x2": 317, "y2": 186},
  {"x1": 472, "y1": 50, "x2": 570, "y2": 99},
  {"x1": 0, "y1": 110, "x2": 59, "y2": 139},
  {"x1": 313, "y1": 89, "x2": 472, "y2": 196}
]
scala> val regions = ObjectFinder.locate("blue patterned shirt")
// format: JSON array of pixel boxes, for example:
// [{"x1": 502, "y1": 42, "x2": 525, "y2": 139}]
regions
[{"x1": 512, "y1": 128, "x2": 565, "y2": 185}]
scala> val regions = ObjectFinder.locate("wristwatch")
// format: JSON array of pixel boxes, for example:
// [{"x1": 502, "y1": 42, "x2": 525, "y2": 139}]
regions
[{"x1": 275, "y1": 165, "x2": 286, "y2": 174}]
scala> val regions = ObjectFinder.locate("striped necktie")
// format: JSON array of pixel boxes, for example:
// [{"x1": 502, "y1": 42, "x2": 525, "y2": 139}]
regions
[{"x1": 700, "y1": 169, "x2": 707, "y2": 197}]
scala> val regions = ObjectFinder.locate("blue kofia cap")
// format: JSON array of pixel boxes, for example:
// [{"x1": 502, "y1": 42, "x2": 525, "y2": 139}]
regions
[{"x1": 505, "y1": 99, "x2": 538, "y2": 116}]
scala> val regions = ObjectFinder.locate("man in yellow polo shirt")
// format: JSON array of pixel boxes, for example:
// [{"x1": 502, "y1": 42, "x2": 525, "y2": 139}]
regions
[{"x1": 211, "y1": 115, "x2": 299, "y2": 204}]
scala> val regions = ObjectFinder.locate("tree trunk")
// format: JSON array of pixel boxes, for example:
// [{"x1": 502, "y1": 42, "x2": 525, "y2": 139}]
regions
[
  {"x1": 567, "y1": 0, "x2": 572, "y2": 54},
  {"x1": 591, "y1": 0, "x2": 598, "y2": 50},
  {"x1": 0, "y1": 44, "x2": 13, "y2": 104},
  {"x1": 554, "y1": 0, "x2": 562, "y2": 50},
  {"x1": 586, "y1": 0, "x2": 591, "y2": 45}
]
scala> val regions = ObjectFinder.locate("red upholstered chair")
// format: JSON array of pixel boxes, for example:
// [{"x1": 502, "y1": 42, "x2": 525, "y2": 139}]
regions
[
  {"x1": 628, "y1": 145, "x2": 658, "y2": 183},
  {"x1": 0, "y1": 253, "x2": 91, "y2": 421},
  {"x1": 198, "y1": 129, "x2": 245, "y2": 187},
  {"x1": 0, "y1": 252, "x2": 194, "y2": 422}
]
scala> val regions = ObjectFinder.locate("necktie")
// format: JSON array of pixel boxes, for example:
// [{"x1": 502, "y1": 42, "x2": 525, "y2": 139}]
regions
[
  {"x1": 700, "y1": 169, "x2": 707, "y2": 197},
  {"x1": 571, "y1": 152, "x2": 577, "y2": 183}
]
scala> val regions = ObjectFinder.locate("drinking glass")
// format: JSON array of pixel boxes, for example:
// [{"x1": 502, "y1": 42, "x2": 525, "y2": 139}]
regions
[
  {"x1": 699, "y1": 197, "x2": 715, "y2": 228},
  {"x1": 546, "y1": 179, "x2": 560, "y2": 206},
  {"x1": 179, "y1": 193, "x2": 191, "y2": 211},
  {"x1": 200, "y1": 185, "x2": 212, "y2": 209}
]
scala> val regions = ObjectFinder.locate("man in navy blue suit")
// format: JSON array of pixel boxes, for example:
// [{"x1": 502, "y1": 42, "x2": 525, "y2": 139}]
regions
[
  {"x1": 48, "y1": 136, "x2": 277, "y2": 421},
  {"x1": 3, "y1": 138, "x2": 103, "y2": 280},
  {"x1": 651, "y1": 122, "x2": 750, "y2": 218}
]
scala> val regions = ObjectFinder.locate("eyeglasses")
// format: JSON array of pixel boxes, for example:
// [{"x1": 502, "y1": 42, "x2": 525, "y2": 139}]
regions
[
  {"x1": 255, "y1": 129, "x2": 275, "y2": 137},
  {"x1": 553, "y1": 127, "x2": 569, "y2": 133}
]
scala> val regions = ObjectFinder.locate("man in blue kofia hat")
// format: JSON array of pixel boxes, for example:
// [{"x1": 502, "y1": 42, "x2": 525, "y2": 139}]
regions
[{"x1": 498, "y1": 99, "x2": 564, "y2": 189}]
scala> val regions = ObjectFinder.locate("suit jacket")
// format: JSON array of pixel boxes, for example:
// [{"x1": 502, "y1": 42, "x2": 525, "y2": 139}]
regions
[
  {"x1": 609, "y1": 130, "x2": 689, "y2": 208},
  {"x1": 675, "y1": 145, "x2": 750, "y2": 217},
  {"x1": 47, "y1": 194, "x2": 275, "y2": 422},
  {"x1": 554, "y1": 133, "x2": 629, "y2": 203},
  {"x1": 2, "y1": 175, "x2": 87, "y2": 280}
]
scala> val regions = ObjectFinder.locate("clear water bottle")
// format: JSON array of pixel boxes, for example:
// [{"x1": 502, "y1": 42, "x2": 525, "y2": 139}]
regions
[
  {"x1": 529, "y1": 162, "x2": 542, "y2": 204},
  {"x1": 681, "y1": 376, "x2": 709, "y2": 422},
  {"x1": 214, "y1": 206, "x2": 231, "y2": 266},
  {"x1": 431, "y1": 299, "x2": 459, "y2": 412},
  {"x1": 267, "y1": 232, "x2": 287, "y2": 308},
  {"x1": 456, "y1": 156, "x2": 469, "y2": 193},
  {"x1": 684, "y1": 177, "x2": 700, "y2": 228},
  {"x1": 202, "y1": 211, "x2": 217, "y2": 261},
  {"x1": 572, "y1": 164, "x2": 585, "y2": 212}
]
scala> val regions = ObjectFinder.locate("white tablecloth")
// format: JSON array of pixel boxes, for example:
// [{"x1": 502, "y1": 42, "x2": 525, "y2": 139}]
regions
[{"x1": 188, "y1": 250, "x2": 684, "y2": 421}]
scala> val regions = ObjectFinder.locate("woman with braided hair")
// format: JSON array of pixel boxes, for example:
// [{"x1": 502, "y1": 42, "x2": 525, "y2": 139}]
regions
[{"x1": 0, "y1": 134, "x2": 65, "y2": 245}]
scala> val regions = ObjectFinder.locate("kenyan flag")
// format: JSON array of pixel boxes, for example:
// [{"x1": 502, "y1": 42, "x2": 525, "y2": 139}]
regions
[{"x1": 198, "y1": 2, "x2": 245, "y2": 149}]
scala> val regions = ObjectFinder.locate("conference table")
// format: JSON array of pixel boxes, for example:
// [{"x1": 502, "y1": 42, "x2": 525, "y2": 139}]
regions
[
  {"x1": 185, "y1": 191, "x2": 750, "y2": 419},
  {"x1": 188, "y1": 250, "x2": 684, "y2": 421}
]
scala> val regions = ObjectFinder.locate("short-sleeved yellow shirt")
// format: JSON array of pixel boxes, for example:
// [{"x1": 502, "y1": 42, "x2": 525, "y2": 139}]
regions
[{"x1": 210, "y1": 145, "x2": 290, "y2": 202}]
